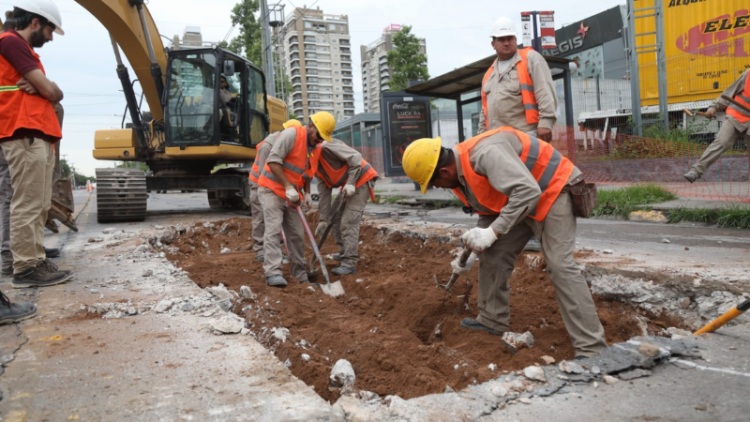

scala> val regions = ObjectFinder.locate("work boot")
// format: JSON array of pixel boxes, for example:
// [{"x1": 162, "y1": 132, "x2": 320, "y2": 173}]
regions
[
  {"x1": 11, "y1": 263, "x2": 73, "y2": 289},
  {"x1": 39, "y1": 259, "x2": 72, "y2": 277},
  {"x1": 524, "y1": 237, "x2": 542, "y2": 252},
  {"x1": 331, "y1": 253, "x2": 343, "y2": 262},
  {"x1": 256, "y1": 255, "x2": 265, "y2": 263},
  {"x1": 460, "y1": 318, "x2": 504, "y2": 336},
  {"x1": 684, "y1": 170, "x2": 699, "y2": 183},
  {"x1": 44, "y1": 247, "x2": 61, "y2": 258},
  {"x1": 0, "y1": 291, "x2": 36, "y2": 325},
  {"x1": 265, "y1": 275, "x2": 287, "y2": 287},
  {"x1": 332, "y1": 266, "x2": 355, "y2": 275},
  {"x1": 1, "y1": 264, "x2": 12, "y2": 276}
]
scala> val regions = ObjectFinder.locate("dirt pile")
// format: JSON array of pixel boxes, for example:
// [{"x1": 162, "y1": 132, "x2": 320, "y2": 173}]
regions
[{"x1": 165, "y1": 217, "x2": 678, "y2": 402}]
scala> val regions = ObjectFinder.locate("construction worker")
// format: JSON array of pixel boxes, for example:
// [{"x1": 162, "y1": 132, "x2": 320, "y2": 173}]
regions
[
  {"x1": 313, "y1": 139, "x2": 378, "y2": 275},
  {"x1": 248, "y1": 118, "x2": 302, "y2": 262},
  {"x1": 480, "y1": 17, "x2": 558, "y2": 252},
  {"x1": 684, "y1": 69, "x2": 750, "y2": 183},
  {"x1": 258, "y1": 112, "x2": 334, "y2": 287},
  {"x1": 402, "y1": 127, "x2": 608, "y2": 358},
  {"x1": 0, "y1": 1, "x2": 72, "y2": 289}
]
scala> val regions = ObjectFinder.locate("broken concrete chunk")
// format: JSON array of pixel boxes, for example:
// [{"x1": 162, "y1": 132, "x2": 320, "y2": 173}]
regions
[
  {"x1": 502, "y1": 331, "x2": 534, "y2": 350},
  {"x1": 591, "y1": 365, "x2": 601, "y2": 374},
  {"x1": 210, "y1": 316, "x2": 244, "y2": 334},
  {"x1": 618, "y1": 368, "x2": 652, "y2": 381},
  {"x1": 301, "y1": 353, "x2": 311, "y2": 362},
  {"x1": 271, "y1": 327, "x2": 290, "y2": 343},
  {"x1": 667, "y1": 327, "x2": 692, "y2": 338},
  {"x1": 558, "y1": 360, "x2": 585, "y2": 374},
  {"x1": 491, "y1": 385, "x2": 508, "y2": 398},
  {"x1": 240, "y1": 328, "x2": 250, "y2": 335},
  {"x1": 660, "y1": 238, "x2": 671, "y2": 244},
  {"x1": 523, "y1": 366, "x2": 547, "y2": 382},
  {"x1": 220, "y1": 247, "x2": 231, "y2": 254},
  {"x1": 154, "y1": 300, "x2": 173, "y2": 313},
  {"x1": 134, "y1": 244, "x2": 150, "y2": 254},
  {"x1": 679, "y1": 297, "x2": 691, "y2": 309},
  {"x1": 602, "y1": 249, "x2": 614, "y2": 254},
  {"x1": 359, "y1": 390, "x2": 380, "y2": 403},
  {"x1": 102, "y1": 228, "x2": 117, "y2": 235},
  {"x1": 219, "y1": 222, "x2": 235, "y2": 234},
  {"x1": 603, "y1": 375, "x2": 619, "y2": 385},
  {"x1": 444, "y1": 385, "x2": 455, "y2": 394},
  {"x1": 330, "y1": 359, "x2": 356, "y2": 388},
  {"x1": 206, "y1": 284, "x2": 237, "y2": 301},
  {"x1": 541, "y1": 355, "x2": 555, "y2": 365},
  {"x1": 88, "y1": 237, "x2": 104, "y2": 243},
  {"x1": 240, "y1": 286, "x2": 255, "y2": 299},
  {"x1": 142, "y1": 269, "x2": 153, "y2": 278},
  {"x1": 638, "y1": 342, "x2": 660, "y2": 357},
  {"x1": 519, "y1": 398, "x2": 531, "y2": 404}
]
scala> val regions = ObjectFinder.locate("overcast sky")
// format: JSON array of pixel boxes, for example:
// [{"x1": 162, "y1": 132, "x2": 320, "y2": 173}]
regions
[{"x1": 0, "y1": 0, "x2": 625, "y2": 177}]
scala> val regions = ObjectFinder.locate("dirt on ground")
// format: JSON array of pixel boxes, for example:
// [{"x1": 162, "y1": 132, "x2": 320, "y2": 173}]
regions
[{"x1": 165, "y1": 216, "x2": 680, "y2": 402}]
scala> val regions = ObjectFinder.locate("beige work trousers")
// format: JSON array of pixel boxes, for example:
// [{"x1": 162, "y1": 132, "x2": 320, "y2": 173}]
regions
[
  {"x1": 331, "y1": 184, "x2": 369, "y2": 269},
  {"x1": 258, "y1": 187, "x2": 308, "y2": 282},
  {"x1": 249, "y1": 184, "x2": 265, "y2": 257},
  {"x1": 475, "y1": 189, "x2": 607, "y2": 357},
  {"x1": 691, "y1": 119, "x2": 750, "y2": 177},
  {"x1": 0, "y1": 137, "x2": 55, "y2": 274}
]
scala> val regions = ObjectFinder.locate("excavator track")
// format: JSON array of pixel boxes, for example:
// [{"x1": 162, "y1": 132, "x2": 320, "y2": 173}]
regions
[{"x1": 95, "y1": 168, "x2": 148, "y2": 223}]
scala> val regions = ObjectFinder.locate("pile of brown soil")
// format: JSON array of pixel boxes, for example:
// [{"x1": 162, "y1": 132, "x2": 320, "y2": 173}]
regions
[{"x1": 165, "y1": 217, "x2": 675, "y2": 402}]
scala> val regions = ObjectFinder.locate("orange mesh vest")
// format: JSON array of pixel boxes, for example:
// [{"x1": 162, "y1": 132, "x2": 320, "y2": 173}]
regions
[
  {"x1": 481, "y1": 47, "x2": 540, "y2": 130},
  {"x1": 258, "y1": 126, "x2": 318, "y2": 198},
  {"x1": 726, "y1": 72, "x2": 750, "y2": 124},
  {"x1": 0, "y1": 32, "x2": 62, "y2": 141},
  {"x1": 451, "y1": 126, "x2": 574, "y2": 222},
  {"x1": 317, "y1": 153, "x2": 377, "y2": 189},
  {"x1": 248, "y1": 140, "x2": 266, "y2": 184}
]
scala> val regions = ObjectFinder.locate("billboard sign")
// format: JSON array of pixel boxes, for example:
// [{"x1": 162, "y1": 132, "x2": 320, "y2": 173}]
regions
[{"x1": 379, "y1": 92, "x2": 432, "y2": 177}]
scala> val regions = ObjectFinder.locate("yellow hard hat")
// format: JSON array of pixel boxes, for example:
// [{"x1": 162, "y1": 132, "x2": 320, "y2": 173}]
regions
[
  {"x1": 283, "y1": 119, "x2": 302, "y2": 129},
  {"x1": 309, "y1": 111, "x2": 335, "y2": 142},
  {"x1": 402, "y1": 137, "x2": 442, "y2": 195}
]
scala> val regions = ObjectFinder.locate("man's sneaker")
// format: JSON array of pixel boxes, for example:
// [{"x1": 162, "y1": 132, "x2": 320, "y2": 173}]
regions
[
  {"x1": 684, "y1": 170, "x2": 699, "y2": 183},
  {"x1": 332, "y1": 266, "x2": 355, "y2": 275},
  {"x1": 265, "y1": 275, "x2": 287, "y2": 287},
  {"x1": 256, "y1": 255, "x2": 265, "y2": 263},
  {"x1": 39, "y1": 259, "x2": 72, "y2": 276},
  {"x1": 44, "y1": 247, "x2": 61, "y2": 258},
  {"x1": 331, "y1": 253, "x2": 343, "y2": 262},
  {"x1": 524, "y1": 238, "x2": 542, "y2": 252},
  {"x1": 459, "y1": 318, "x2": 504, "y2": 336},
  {"x1": 0, "y1": 291, "x2": 36, "y2": 325},
  {"x1": 11, "y1": 264, "x2": 73, "y2": 288}
]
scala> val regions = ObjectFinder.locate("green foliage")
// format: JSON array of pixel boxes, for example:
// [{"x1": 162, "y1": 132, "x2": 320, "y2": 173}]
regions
[
  {"x1": 592, "y1": 183, "x2": 677, "y2": 218},
  {"x1": 223, "y1": 0, "x2": 262, "y2": 66},
  {"x1": 116, "y1": 162, "x2": 149, "y2": 172},
  {"x1": 59, "y1": 158, "x2": 71, "y2": 179},
  {"x1": 74, "y1": 174, "x2": 95, "y2": 186},
  {"x1": 668, "y1": 205, "x2": 750, "y2": 229},
  {"x1": 386, "y1": 26, "x2": 429, "y2": 92},
  {"x1": 386, "y1": 195, "x2": 405, "y2": 204}
]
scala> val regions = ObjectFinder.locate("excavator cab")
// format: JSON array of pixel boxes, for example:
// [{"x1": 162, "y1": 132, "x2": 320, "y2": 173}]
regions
[{"x1": 164, "y1": 48, "x2": 269, "y2": 149}]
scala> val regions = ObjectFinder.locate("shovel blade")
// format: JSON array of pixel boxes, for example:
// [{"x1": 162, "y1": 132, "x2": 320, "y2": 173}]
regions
[{"x1": 319, "y1": 281, "x2": 345, "y2": 297}]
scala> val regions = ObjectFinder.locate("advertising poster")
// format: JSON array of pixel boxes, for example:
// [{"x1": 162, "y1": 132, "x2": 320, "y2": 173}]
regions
[
  {"x1": 521, "y1": 12, "x2": 533, "y2": 47},
  {"x1": 386, "y1": 99, "x2": 430, "y2": 170},
  {"x1": 539, "y1": 11, "x2": 556, "y2": 49}
]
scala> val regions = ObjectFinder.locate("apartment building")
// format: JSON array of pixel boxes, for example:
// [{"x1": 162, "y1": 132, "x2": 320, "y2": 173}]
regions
[
  {"x1": 282, "y1": 7, "x2": 355, "y2": 122},
  {"x1": 360, "y1": 24, "x2": 427, "y2": 113}
]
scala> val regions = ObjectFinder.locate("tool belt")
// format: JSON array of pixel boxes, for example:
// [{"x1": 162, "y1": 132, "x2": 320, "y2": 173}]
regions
[{"x1": 567, "y1": 175, "x2": 598, "y2": 218}]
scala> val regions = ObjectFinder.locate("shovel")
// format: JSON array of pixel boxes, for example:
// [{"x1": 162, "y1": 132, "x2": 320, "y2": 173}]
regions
[
  {"x1": 294, "y1": 205, "x2": 345, "y2": 297},
  {"x1": 435, "y1": 248, "x2": 473, "y2": 294},
  {"x1": 308, "y1": 194, "x2": 346, "y2": 277}
]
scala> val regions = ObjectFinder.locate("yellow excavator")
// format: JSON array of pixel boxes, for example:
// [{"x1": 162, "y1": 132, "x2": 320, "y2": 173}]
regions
[{"x1": 76, "y1": 0, "x2": 287, "y2": 222}]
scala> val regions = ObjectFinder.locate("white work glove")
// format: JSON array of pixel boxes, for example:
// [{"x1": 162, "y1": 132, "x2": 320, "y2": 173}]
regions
[
  {"x1": 461, "y1": 227, "x2": 498, "y2": 252},
  {"x1": 315, "y1": 221, "x2": 328, "y2": 238},
  {"x1": 342, "y1": 184, "x2": 356, "y2": 199},
  {"x1": 285, "y1": 186, "x2": 300, "y2": 204},
  {"x1": 302, "y1": 193, "x2": 313, "y2": 211},
  {"x1": 451, "y1": 252, "x2": 477, "y2": 275}
]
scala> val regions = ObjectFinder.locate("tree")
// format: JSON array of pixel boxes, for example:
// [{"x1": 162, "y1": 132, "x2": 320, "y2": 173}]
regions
[
  {"x1": 386, "y1": 26, "x2": 429, "y2": 92},
  {"x1": 223, "y1": 0, "x2": 262, "y2": 67},
  {"x1": 60, "y1": 158, "x2": 72, "y2": 179}
]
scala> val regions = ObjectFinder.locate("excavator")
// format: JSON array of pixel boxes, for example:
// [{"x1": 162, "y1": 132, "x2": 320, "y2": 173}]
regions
[{"x1": 72, "y1": 0, "x2": 288, "y2": 223}]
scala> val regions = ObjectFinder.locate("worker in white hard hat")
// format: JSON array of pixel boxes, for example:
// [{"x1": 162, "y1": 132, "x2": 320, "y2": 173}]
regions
[
  {"x1": 0, "y1": 0, "x2": 73, "y2": 290},
  {"x1": 482, "y1": 17, "x2": 559, "y2": 253},
  {"x1": 401, "y1": 130, "x2": 608, "y2": 359}
]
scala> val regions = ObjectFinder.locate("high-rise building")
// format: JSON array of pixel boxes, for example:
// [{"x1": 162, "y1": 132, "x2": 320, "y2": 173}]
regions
[
  {"x1": 281, "y1": 7, "x2": 355, "y2": 122},
  {"x1": 360, "y1": 24, "x2": 427, "y2": 114}
]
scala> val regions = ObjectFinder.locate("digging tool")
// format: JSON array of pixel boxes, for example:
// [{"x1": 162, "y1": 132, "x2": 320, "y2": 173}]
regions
[
  {"x1": 435, "y1": 248, "x2": 473, "y2": 294},
  {"x1": 295, "y1": 205, "x2": 345, "y2": 297},
  {"x1": 682, "y1": 109, "x2": 712, "y2": 119},
  {"x1": 308, "y1": 194, "x2": 345, "y2": 277},
  {"x1": 368, "y1": 181, "x2": 376, "y2": 203},
  {"x1": 694, "y1": 298, "x2": 750, "y2": 335},
  {"x1": 721, "y1": 95, "x2": 750, "y2": 116}
]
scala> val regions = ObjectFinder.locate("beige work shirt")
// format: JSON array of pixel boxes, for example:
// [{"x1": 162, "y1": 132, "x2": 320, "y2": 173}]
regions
[
  {"x1": 265, "y1": 127, "x2": 303, "y2": 166},
  {"x1": 478, "y1": 49, "x2": 558, "y2": 134},
  {"x1": 709, "y1": 69, "x2": 750, "y2": 135},
  {"x1": 316, "y1": 139, "x2": 364, "y2": 222},
  {"x1": 452, "y1": 131, "x2": 582, "y2": 236}
]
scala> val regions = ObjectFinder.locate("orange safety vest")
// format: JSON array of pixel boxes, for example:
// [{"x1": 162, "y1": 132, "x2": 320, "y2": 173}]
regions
[
  {"x1": 316, "y1": 154, "x2": 377, "y2": 189},
  {"x1": 481, "y1": 47, "x2": 539, "y2": 131},
  {"x1": 726, "y1": 72, "x2": 750, "y2": 124},
  {"x1": 0, "y1": 32, "x2": 62, "y2": 141},
  {"x1": 258, "y1": 126, "x2": 320, "y2": 198},
  {"x1": 451, "y1": 126, "x2": 574, "y2": 222}
]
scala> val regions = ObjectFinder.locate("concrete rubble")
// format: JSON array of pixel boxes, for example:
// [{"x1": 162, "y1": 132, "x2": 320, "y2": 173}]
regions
[{"x1": 502, "y1": 331, "x2": 534, "y2": 350}]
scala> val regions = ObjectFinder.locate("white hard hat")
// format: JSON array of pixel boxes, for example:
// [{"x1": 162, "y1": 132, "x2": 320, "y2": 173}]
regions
[
  {"x1": 490, "y1": 17, "x2": 516, "y2": 39},
  {"x1": 13, "y1": 0, "x2": 64, "y2": 35}
]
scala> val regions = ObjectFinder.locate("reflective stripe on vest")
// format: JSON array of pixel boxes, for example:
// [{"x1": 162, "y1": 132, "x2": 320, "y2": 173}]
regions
[
  {"x1": 258, "y1": 126, "x2": 311, "y2": 198},
  {"x1": 0, "y1": 32, "x2": 62, "y2": 140},
  {"x1": 481, "y1": 47, "x2": 540, "y2": 130},
  {"x1": 450, "y1": 126, "x2": 574, "y2": 222},
  {"x1": 248, "y1": 140, "x2": 266, "y2": 183},
  {"x1": 726, "y1": 73, "x2": 750, "y2": 124},
  {"x1": 317, "y1": 156, "x2": 377, "y2": 189}
]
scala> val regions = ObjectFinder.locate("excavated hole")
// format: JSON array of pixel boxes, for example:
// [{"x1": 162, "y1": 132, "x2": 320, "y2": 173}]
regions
[{"x1": 165, "y1": 216, "x2": 692, "y2": 403}]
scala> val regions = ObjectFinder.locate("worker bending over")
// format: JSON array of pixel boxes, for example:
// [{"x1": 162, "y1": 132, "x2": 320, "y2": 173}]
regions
[
  {"x1": 257, "y1": 112, "x2": 334, "y2": 287},
  {"x1": 314, "y1": 139, "x2": 378, "y2": 275},
  {"x1": 402, "y1": 127, "x2": 608, "y2": 358}
]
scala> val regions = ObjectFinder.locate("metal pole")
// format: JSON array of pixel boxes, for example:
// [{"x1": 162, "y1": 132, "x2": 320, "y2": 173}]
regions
[
  {"x1": 456, "y1": 100, "x2": 465, "y2": 143},
  {"x1": 596, "y1": 77, "x2": 601, "y2": 111},
  {"x1": 626, "y1": 0, "x2": 642, "y2": 136},
  {"x1": 655, "y1": 0, "x2": 669, "y2": 130},
  {"x1": 531, "y1": 11, "x2": 540, "y2": 52},
  {"x1": 260, "y1": 0, "x2": 276, "y2": 97}
]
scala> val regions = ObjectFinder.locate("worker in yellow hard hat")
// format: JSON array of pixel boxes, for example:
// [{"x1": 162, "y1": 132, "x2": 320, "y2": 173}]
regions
[
  {"x1": 256, "y1": 112, "x2": 335, "y2": 287},
  {"x1": 247, "y1": 118, "x2": 305, "y2": 264},
  {"x1": 402, "y1": 128, "x2": 607, "y2": 359}
]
